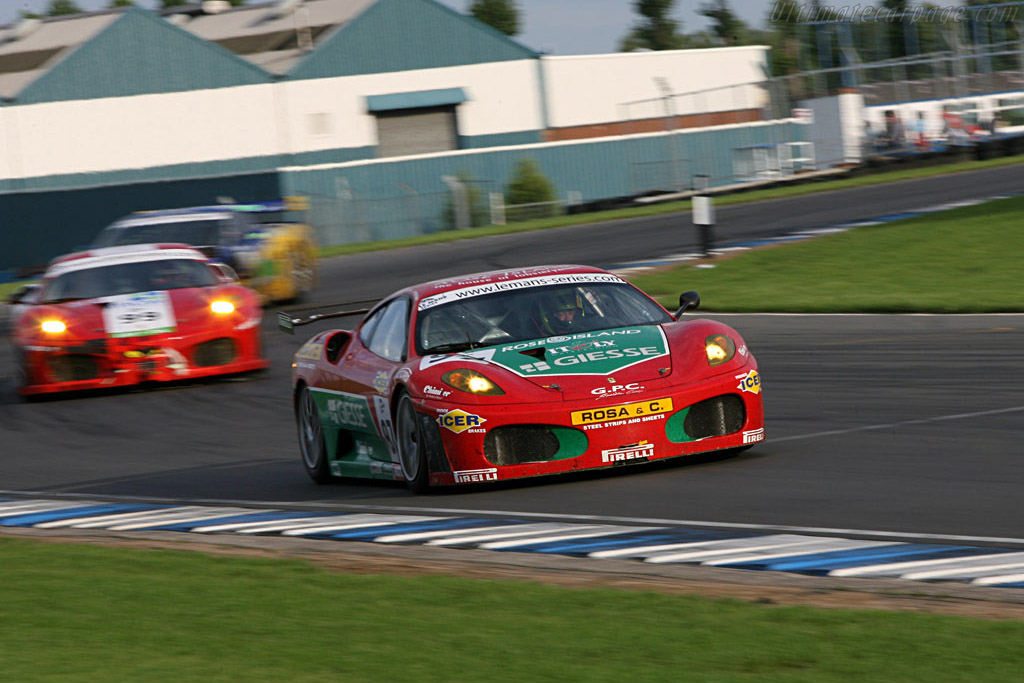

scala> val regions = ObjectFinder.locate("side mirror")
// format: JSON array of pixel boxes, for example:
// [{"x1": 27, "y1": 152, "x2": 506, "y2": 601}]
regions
[
  {"x1": 673, "y1": 290, "x2": 700, "y2": 318},
  {"x1": 7, "y1": 283, "x2": 40, "y2": 305}
]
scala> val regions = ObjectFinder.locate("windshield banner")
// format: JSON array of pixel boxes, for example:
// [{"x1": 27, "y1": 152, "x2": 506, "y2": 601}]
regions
[{"x1": 417, "y1": 273, "x2": 625, "y2": 311}]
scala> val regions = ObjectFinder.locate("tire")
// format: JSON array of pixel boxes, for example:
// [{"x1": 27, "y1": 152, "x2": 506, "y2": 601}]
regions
[
  {"x1": 395, "y1": 392, "x2": 430, "y2": 493},
  {"x1": 297, "y1": 386, "x2": 332, "y2": 484}
]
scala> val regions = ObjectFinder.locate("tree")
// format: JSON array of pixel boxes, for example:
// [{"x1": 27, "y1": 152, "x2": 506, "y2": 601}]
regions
[
  {"x1": 108, "y1": 0, "x2": 135, "y2": 7},
  {"x1": 46, "y1": 0, "x2": 83, "y2": 15},
  {"x1": 505, "y1": 158, "x2": 556, "y2": 221},
  {"x1": 620, "y1": 0, "x2": 685, "y2": 52},
  {"x1": 699, "y1": 0, "x2": 747, "y2": 46},
  {"x1": 469, "y1": 0, "x2": 520, "y2": 37}
]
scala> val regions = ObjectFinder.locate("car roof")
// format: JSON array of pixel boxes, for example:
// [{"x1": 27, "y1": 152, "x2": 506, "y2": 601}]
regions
[
  {"x1": 408, "y1": 265, "x2": 626, "y2": 307},
  {"x1": 46, "y1": 244, "x2": 208, "y2": 276}
]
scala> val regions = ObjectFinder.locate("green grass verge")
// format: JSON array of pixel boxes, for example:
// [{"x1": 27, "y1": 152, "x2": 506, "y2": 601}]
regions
[
  {"x1": 2, "y1": 537, "x2": 1023, "y2": 682},
  {"x1": 631, "y1": 193, "x2": 1024, "y2": 313},
  {"x1": 316, "y1": 153, "x2": 1024, "y2": 258}
]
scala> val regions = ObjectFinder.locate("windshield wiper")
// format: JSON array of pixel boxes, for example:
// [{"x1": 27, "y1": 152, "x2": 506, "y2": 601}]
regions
[{"x1": 43, "y1": 297, "x2": 89, "y2": 304}]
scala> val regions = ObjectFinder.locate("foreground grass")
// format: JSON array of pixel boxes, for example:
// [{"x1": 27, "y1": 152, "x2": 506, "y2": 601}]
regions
[
  {"x1": 632, "y1": 193, "x2": 1024, "y2": 313},
  {"x1": 1, "y1": 537, "x2": 1023, "y2": 683}
]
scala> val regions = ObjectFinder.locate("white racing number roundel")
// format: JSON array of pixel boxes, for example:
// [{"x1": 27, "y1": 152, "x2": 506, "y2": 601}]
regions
[{"x1": 102, "y1": 291, "x2": 177, "y2": 338}]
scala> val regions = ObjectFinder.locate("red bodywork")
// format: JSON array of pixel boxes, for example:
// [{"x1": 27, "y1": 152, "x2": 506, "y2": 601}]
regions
[
  {"x1": 12, "y1": 246, "x2": 268, "y2": 396},
  {"x1": 291, "y1": 265, "x2": 764, "y2": 488}
]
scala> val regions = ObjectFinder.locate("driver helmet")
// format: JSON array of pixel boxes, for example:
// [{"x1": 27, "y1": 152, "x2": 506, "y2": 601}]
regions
[{"x1": 537, "y1": 290, "x2": 584, "y2": 335}]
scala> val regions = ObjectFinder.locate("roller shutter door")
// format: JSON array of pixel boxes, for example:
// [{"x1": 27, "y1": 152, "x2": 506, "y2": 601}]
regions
[{"x1": 376, "y1": 106, "x2": 459, "y2": 158}]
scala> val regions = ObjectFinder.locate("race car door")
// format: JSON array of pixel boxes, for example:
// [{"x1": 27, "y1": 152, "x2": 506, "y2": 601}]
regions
[{"x1": 336, "y1": 296, "x2": 411, "y2": 466}]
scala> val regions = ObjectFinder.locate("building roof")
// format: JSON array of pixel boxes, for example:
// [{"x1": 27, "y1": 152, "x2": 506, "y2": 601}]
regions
[
  {"x1": 0, "y1": 13, "x2": 118, "y2": 100},
  {"x1": 0, "y1": 0, "x2": 536, "y2": 101}
]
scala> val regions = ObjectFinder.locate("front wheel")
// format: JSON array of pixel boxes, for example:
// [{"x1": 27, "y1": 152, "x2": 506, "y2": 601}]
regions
[
  {"x1": 297, "y1": 386, "x2": 332, "y2": 484},
  {"x1": 395, "y1": 393, "x2": 429, "y2": 493}
]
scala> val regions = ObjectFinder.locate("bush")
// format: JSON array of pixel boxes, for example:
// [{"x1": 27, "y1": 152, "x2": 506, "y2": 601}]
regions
[{"x1": 505, "y1": 159, "x2": 558, "y2": 222}]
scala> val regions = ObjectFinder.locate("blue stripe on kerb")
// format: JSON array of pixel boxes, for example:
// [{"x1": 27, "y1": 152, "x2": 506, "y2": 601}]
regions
[
  {"x1": 330, "y1": 518, "x2": 510, "y2": 541},
  {"x1": 160, "y1": 511, "x2": 320, "y2": 532},
  {"x1": 764, "y1": 545, "x2": 1006, "y2": 574},
  {"x1": 1, "y1": 504, "x2": 156, "y2": 527},
  {"x1": 533, "y1": 529, "x2": 755, "y2": 555}
]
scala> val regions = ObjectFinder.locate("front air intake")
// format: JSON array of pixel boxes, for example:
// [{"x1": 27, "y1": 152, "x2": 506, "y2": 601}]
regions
[
  {"x1": 192, "y1": 338, "x2": 237, "y2": 367},
  {"x1": 46, "y1": 355, "x2": 99, "y2": 382},
  {"x1": 682, "y1": 394, "x2": 746, "y2": 440},
  {"x1": 483, "y1": 425, "x2": 587, "y2": 465}
]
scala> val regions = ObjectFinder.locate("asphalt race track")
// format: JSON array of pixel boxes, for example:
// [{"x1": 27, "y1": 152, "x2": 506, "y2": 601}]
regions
[{"x1": 2, "y1": 165, "x2": 1022, "y2": 550}]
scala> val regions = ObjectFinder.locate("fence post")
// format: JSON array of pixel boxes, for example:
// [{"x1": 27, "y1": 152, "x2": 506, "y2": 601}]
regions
[
  {"x1": 442, "y1": 175, "x2": 469, "y2": 230},
  {"x1": 489, "y1": 192, "x2": 506, "y2": 226}
]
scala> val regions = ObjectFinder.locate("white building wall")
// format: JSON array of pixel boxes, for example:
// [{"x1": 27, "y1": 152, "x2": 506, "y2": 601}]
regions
[
  {"x1": 282, "y1": 60, "x2": 544, "y2": 152},
  {"x1": 541, "y1": 46, "x2": 770, "y2": 128},
  {"x1": 7, "y1": 84, "x2": 279, "y2": 179},
  {"x1": 0, "y1": 48, "x2": 776, "y2": 183},
  {"x1": 801, "y1": 91, "x2": 865, "y2": 167}
]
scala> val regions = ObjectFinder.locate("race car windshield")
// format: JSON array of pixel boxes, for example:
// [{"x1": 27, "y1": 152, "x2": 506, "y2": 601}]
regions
[
  {"x1": 416, "y1": 282, "x2": 673, "y2": 355},
  {"x1": 42, "y1": 258, "x2": 218, "y2": 302},
  {"x1": 94, "y1": 219, "x2": 225, "y2": 247}
]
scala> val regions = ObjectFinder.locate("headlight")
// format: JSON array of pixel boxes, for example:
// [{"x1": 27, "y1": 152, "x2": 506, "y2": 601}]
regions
[
  {"x1": 40, "y1": 319, "x2": 66, "y2": 334},
  {"x1": 705, "y1": 334, "x2": 736, "y2": 366},
  {"x1": 441, "y1": 369, "x2": 505, "y2": 396},
  {"x1": 210, "y1": 300, "x2": 235, "y2": 315}
]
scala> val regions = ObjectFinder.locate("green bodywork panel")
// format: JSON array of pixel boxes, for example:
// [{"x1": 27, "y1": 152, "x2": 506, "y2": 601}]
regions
[
  {"x1": 550, "y1": 426, "x2": 589, "y2": 460},
  {"x1": 665, "y1": 407, "x2": 696, "y2": 443},
  {"x1": 310, "y1": 388, "x2": 396, "y2": 479}
]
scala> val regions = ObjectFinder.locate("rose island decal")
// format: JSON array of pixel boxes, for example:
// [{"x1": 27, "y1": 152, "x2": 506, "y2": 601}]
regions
[{"x1": 486, "y1": 326, "x2": 669, "y2": 377}]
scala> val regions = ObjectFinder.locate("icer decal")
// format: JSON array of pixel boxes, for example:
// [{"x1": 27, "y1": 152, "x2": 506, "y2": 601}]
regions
[
  {"x1": 437, "y1": 409, "x2": 487, "y2": 434},
  {"x1": 736, "y1": 369, "x2": 762, "y2": 395}
]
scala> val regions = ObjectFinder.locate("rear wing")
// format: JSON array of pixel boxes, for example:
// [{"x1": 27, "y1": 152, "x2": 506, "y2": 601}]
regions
[
  {"x1": 277, "y1": 299, "x2": 377, "y2": 334},
  {"x1": 133, "y1": 196, "x2": 310, "y2": 218}
]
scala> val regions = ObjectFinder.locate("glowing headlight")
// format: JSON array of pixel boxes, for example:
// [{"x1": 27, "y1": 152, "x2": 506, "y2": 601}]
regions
[
  {"x1": 210, "y1": 300, "x2": 235, "y2": 315},
  {"x1": 40, "y1": 319, "x2": 66, "y2": 334},
  {"x1": 705, "y1": 333, "x2": 736, "y2": 366},
  {"x1": 441, "y1": 369, "x2": 505, "y2": 396}
]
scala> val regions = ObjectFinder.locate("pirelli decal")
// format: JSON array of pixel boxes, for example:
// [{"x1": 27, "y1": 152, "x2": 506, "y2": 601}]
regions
[{"x1": 571, "y1": 398, "x2": 673, "y2": 426}]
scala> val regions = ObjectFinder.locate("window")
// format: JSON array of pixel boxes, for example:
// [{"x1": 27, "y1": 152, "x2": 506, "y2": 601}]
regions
[{"x1": 363, "y1": 298, "x2": 410, "y2": 362}]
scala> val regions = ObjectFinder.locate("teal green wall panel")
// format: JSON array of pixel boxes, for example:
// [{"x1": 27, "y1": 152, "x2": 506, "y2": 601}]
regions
[
  {"x1": 367, "y1": 87, "x2": 467, "y2": 111},
  {"x1": 460, "y1": 131, "x2": 543, "y2": 148},
  {"x1": 280, "y1": 121, "x2": 803, "y2": 245},
  {"x1": 290, "y1": 0, "x2": 536, "y2": 80},
  {"x1": 16, "y1": 8, "x2": 270, "y2": 104}
]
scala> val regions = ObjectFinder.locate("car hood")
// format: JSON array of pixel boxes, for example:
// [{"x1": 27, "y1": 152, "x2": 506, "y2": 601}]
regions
[{"x1": 440, "y1": 325, "x2": 674, "y2": 400}]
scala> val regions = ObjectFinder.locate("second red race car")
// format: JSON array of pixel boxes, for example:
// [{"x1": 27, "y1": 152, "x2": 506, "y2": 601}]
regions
[
  {"x1": 8, "y1": 244, "x2": 268, "y2": 396},
  {"x1": 283, "y1": 265, "x2": 765, "y2": 491}
]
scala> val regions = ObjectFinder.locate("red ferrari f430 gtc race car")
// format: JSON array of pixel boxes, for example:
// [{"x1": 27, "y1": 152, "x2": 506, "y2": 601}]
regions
[
  {"x1": 8, "y1": 244, "x2": 268, "y2": 396},
  {"x1": 282, "y1": 265, "x2": 764, "y2": 491}
]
